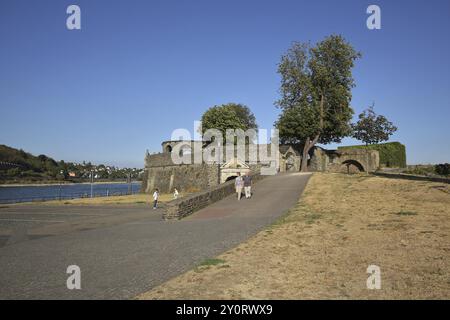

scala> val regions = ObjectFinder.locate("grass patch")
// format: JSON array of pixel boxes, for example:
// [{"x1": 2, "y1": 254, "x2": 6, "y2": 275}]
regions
[
  {"x1": 269, "y1": 201, "x2": 325, "y2": 227},
  {"x1": 199, "y1": 258, "x2": 226, "y2": 267},
  {"x1": 394, "y1": 211, "x2": 418, "y2": 216},
  {"x1": 304, "y1": 213, "x2": 322, "y2": 224},
  {"x1": 266, "y1": 203, "x2": 303, "y2": 229},
  {"x1": 194, "y1": 258, "x2": 227, "y2": 273}
]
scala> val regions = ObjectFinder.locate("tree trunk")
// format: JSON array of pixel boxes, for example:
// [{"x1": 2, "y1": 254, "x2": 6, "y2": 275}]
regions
[
  {"x1": 300, "y1": 134, "x2": 319, "y2": 172},
  {"x1": 300, "y1": 95, "x2": 324, "y2": 172},
  {"x1": 300, "y1": 142, "x2": 309, "y2": 172}
]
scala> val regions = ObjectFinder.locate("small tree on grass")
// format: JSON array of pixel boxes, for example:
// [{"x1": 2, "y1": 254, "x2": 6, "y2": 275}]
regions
[{"x1": 352, "y1": 105, "x2": 397, "y2": 146}]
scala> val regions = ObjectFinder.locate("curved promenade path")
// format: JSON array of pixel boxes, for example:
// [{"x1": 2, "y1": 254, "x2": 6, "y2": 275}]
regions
[{"x1": 0, "y1": 172, "x2": 311, "y2": 299}]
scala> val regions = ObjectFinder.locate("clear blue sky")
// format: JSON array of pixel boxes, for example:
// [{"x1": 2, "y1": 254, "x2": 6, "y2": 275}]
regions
[{"x1": 1, "y1": 0, "x2": 449, "y2": 167}]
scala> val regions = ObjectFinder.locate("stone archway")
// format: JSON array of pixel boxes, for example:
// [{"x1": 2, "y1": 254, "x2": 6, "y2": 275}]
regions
[
  {"x1": 341, "y1": 159, "x2": 365, "y2": 173},
  {"x1": 179, "y1": 145, "x2": 192, "y2": 157},
  {"x1": 220, "y1": 158, "x2": 250, "y2": 183}
]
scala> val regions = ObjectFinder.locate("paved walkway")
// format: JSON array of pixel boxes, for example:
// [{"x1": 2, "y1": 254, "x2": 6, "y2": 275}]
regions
[{"x1": 0, "y1": 172, "x2": 311, "y2": 299}]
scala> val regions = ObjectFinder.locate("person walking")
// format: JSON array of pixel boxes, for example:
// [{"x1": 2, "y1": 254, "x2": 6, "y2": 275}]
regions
[
  {"x1": 234, "y1": 173, "x2": 244, "y2": 200},
  {"x1": 243, "y1": 172, "x2": 252, "y2": 199},
  {"x1": 152, "y1": 188, "x2": 159, "y2": 209},
  {"x1": 173, "y1": 187, "x2": 179, "y2": 199}
]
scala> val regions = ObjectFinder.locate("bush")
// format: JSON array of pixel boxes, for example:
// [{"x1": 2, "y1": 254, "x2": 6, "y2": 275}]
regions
[
  {"x1": 338, "y1": 142, "x2": 406, "y2": 168},
  {"x1": 435, "y1": 163, "x2": 449, "y2": 176},
  {"x1": 403, "y1": 165, "x2": 434, "y2": 176}
]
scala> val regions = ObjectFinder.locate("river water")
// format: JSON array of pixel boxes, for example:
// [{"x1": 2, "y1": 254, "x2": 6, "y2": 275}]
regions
[{"x1": 0, "y1": 182, "x2": 142, "y2": 204}]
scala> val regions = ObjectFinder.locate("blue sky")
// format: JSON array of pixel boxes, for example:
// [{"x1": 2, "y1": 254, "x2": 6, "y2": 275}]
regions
[{"x1": 0, "y1": 0, "x2": 449, "y2": 167}]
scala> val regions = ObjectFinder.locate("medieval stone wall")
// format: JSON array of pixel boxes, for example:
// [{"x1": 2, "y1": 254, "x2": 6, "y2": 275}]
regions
[
  {"x1": 142, "y1": 142, "x2": 267, "y2": 194},
  {"x1": 143, "y1": 163, "x2": 219, "y2": 194},
  {"x1": 309, "y1": 147, "x2": 380, "y2": 173},
  {"x1": 142, "y1": 141, "x2": 381, "y2": 195}
]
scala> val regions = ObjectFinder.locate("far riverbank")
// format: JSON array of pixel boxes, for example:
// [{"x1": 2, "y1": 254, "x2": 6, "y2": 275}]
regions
[
  {"x1": 0, "y1": 180, "x2": 141, "y2": 188},
  {"x1": 0, "y1": 182, "x2": 142, "y2": 204}
]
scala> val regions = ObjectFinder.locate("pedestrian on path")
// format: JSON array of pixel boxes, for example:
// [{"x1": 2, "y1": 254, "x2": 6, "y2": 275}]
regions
[
  {"x1": 173, "y1": 188, "x2": 179, "y2": 199},
  {"x1": 243, "y1": 172, "x2": 252, "y2": 199},
  {"x1": 153, "y1": 188, "x2": 159, "y2": 209},
  {"x1": 235, "y1": 173, "x2": 244, "y2": 200}
]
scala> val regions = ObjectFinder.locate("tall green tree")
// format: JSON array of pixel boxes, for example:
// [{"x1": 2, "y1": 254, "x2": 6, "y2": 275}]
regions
[
  {"x1": 352, "y1": 105, "x2": 397, "y2": 146},
  {"x1": 200, "y1": 103, "x2": 257, "y2": 143},
  {"x1": 275, "y1": 35, "x2": 361, "y2": 171}
]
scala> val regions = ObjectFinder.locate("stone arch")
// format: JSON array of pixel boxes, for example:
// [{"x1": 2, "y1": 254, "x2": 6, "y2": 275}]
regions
[
  {"x1": 341, "y1": 159, "x2": 365, "y2": 173},
  {"x1": 165, "y1": 145, "x2": 172, "y2": 153},
  {"x1": 179, "y1": 145, "x2": 192, "y2": 157},
  {"x1": 220, "y1": 158, "x2": 250, "y2": 183}
]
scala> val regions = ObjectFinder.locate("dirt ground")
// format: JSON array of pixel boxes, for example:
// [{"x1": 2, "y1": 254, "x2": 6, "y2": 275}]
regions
[{"x1": 138, "y1": 173, "x2": 450, "y2": 299}]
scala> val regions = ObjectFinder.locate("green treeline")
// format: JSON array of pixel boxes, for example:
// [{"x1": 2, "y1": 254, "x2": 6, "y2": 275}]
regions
[{"x1": 0, "y1": 144, "x2": 142, "y2": 184}]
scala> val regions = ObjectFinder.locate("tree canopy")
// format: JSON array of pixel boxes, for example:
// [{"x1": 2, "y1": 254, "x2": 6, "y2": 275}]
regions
[
  {"x1": 275, "y1": 35, "x2": 361, "y2": 171},
  {"x1": 200, "y1": 103, "x2": 257, "y2": 141},
  {"x1": 351, "y1": 105, "x2": 397, "y2": 145}
]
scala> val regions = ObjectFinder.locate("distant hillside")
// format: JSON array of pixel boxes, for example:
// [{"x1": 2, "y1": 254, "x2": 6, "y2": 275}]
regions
[
  {"x1": 0, "y1": 144, "x2": 142, "y2": 184},
  {"x1": 0, "y1": 144, "x2": 60, "y2": 175}
]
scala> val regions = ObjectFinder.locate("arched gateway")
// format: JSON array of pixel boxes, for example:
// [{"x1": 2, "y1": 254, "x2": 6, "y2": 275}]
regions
[{"x1": 220, "y1": 158, "x2": 250, "y2": 183}]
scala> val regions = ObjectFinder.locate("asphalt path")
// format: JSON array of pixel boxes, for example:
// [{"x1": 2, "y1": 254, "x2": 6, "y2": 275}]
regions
[{"x1": 0, "y1": 172, "x2": 311, "y2": 299}]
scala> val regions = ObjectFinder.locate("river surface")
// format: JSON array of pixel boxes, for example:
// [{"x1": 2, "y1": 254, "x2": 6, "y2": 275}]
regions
[{"x1": 0, "y1": 182, "x2": 142, "y2": 204}]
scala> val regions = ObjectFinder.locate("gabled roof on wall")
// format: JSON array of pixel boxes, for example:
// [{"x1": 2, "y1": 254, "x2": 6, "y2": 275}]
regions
[
  {"x1": 279, "y1": 145, "x2": 301, "y2": 156},
  {"x1": 220, "y1": 158, "x2": 250, "y2": 169}
]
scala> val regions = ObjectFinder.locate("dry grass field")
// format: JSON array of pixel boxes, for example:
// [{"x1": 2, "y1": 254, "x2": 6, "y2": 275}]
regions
[
  {"x1": 138, "y1": 173, "x2": 450, "y2": 299},
  {"x1": 14, "y1": 193, "x2": 181, "y2": 206}
]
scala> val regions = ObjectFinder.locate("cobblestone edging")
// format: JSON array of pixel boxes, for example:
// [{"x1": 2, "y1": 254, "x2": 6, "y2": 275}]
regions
[
  {"x1": 163, "y1": 174, "x2": 266, "y2": 220},
  {"x1": 373, "y1": 171, "x2": 450, "y2": 184}
]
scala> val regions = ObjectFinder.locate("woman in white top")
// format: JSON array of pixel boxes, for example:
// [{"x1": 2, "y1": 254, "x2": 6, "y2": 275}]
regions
[{"x1": 152, "y1": 188, "x2": 159, "y2": 209}]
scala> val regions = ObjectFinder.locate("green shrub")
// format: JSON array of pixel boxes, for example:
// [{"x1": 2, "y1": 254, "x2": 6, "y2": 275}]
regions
[
  {"x1": 403, "y1": 166, "x2": 434, "y2": 176},
  {"x1": 338, "y1": 142, "x2": 406, "y2": 168},
  {"x1": 435, "y1": 163, "x2": 449, "y2": 176}
]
